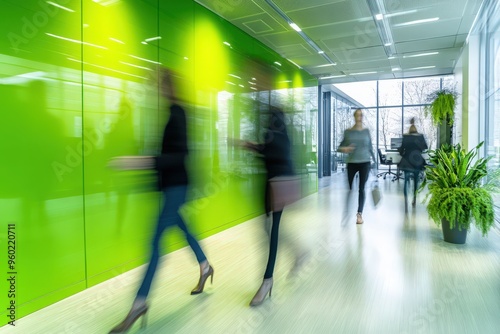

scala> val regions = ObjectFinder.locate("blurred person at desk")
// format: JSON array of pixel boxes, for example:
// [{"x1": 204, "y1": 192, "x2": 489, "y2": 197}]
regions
[{"x1": 398, "y1": 118, "x2": 428, "y2": 208}]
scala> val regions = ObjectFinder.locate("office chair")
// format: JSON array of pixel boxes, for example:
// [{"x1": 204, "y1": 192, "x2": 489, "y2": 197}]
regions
[{"x1": 377, "y1": 149, "x2": 399, "y2": 180}]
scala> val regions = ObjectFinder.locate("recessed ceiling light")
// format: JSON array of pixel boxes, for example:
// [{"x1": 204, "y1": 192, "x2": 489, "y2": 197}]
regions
[
  {"x1": 316, "y1": 64, "x2": 335, "y2": 68},
  {"x1": 375, "y1": 14, "x2": 383, "y2": 20},
  {"x1": 274, "y1": 61, "x2": 282, "y2": 66},
  {"x1": 384, "y1": 42, "x2": 392, "y2": 46},
  {"x1": 318, "y1": 50, "x2": 324, "y2": 54}
]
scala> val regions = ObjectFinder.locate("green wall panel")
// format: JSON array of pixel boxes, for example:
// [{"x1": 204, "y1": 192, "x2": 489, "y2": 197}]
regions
[
  {"x1": 0, "y1": 0, "x2": 317, "y2": 324},
  {"x1": 0, "y1": 0, "x2": 86, "y2": 321}
]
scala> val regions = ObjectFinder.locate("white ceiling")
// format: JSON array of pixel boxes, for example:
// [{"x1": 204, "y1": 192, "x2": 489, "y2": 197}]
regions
[{"x1": 194, "y1": 0, "x2": 483, "y2": 84}]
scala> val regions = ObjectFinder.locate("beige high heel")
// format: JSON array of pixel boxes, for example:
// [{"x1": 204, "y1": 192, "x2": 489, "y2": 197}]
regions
[
  {"x1": 250, "y1": 278, "x2": 273, "y2": 306},
  {"x1": 109, "y1": 303, "x2": 148, "y2": 333},
  {"x1": 191, "y1": 265, "x2": 214, "y2": 295}
]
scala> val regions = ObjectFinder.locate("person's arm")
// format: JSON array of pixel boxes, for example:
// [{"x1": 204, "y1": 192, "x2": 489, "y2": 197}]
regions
[
  {"x1": 338, "y1": 131, "x2": 355, "y2": 154},
  {"x1": 368, "y1": 131, "x2": 376, "y2": 163}
]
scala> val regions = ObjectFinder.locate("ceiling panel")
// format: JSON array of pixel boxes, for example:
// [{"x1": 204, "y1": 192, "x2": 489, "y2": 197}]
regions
[
  {"x1": 396, "y1": 36, "x2": 457, "y2": 53},
  {"x1": 261, "y1": 31, "x2": 311, "y2": 49},
  {"x1": 393, "y1": 18, "x2": 463, "y2": 42},
  {"x1": 333, "y1": 46, "x2": 389, "y2": 64},
  {"x1": 272, "y1": 0, "x2": 346, "y2": 12},
  {"x1": 274, "y1": 44, "x2": 314, "y2": 58},
  {"x1": 232, "y1": 12, "x2": 287, "y2": 34},
  {"x1": 283, "y1": 1, "x2": 369, "y2": 27},
  {"x1": 243, "y1": 19, "x2": 275, "y2": 34},
  {"x1": 306, "y1": 20, "x2": 378, "y2": 43},
  {"x1": 392, "y1": 0, "x2": 468, "y2": 11},
  {"x1": 195, "y1": 0, "x2": 484, "y2": 82},
  {"x1": 195, "y1": 0, "x2": 265, "y2": 20},
  {"x1": 322, "y1": 31, "x2": 382, "y2": 55}
]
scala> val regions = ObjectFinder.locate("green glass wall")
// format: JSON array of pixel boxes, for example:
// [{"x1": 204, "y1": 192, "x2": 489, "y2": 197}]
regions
[{"x1": 0, "y1": 0, "x2": 317, "y2": 322}]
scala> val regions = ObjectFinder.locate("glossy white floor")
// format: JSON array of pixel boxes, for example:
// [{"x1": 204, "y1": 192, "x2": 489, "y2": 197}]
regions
[{"x1": 2, "y1": 173, "x2": 500, "y2": 334}]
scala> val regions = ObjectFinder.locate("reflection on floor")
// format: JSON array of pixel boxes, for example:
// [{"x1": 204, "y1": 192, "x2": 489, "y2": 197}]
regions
[{"x1": 2, "y1": 173, "x2": 499, "y2": 334}]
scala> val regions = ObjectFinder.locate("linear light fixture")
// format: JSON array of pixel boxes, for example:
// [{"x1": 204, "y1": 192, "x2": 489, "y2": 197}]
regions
[
  {"x1": 287, "y1": 58, "x2": 302, "y2": 69},
  {"x1": 129, "y1": 54, "x2": 161, "y2": 64},
  {"x1": 408, "y1": 65, "x2": 436, "y2": 70},
  {"x1": 366, "y1": 0, "x2": 396, "y2": 57},
  {"x1": 145, "y1": 36, "x2": 162, "y2": 42},
  {"x1": 119, "y1": 61, "x2": 153, "y2": 71},
  {"x1": 46, "y1": 1, "x2": 74, "y2": 12},
  {"x1": 109, "y1": 37, "x2": 124, "y2": 44},
  {"x1": 394, "y1": 17, "x2": 439, "y2": 27},
  {"x1": 92, "y1": 0, "x2": 120, "y2": 6},
  {"x1": 46, "y1": 33, "x2": 107, "y2": 49},
  {"x1": 350, "y1": 71, "x2": 377, "y2": 75},
  {"x1": 320, "y1": 75, "x2": 346, "y2": 79},
  {"x1": 229, "y1": 74, "x2": 241, "y2": 79},
  {"x1": 289, "y1": 22, "x2": 301, "y2": 32},
  {"x1": 264, "y1": 0, "x2": 336, "y2": 66},
  {"x1": 67, "y1": 58, "x2": 147, "y2": 79},
  {"x1": 403, "y1": 51, "x2": 439, "y2": 58},
  {"x1": 316, "y1": 63, "x2": 336, "y2": 68}
]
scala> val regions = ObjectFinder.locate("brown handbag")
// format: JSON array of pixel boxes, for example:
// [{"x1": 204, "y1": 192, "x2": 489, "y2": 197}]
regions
[{"x1": 268, "y1": 176, "x2": 302, "y2": 211}]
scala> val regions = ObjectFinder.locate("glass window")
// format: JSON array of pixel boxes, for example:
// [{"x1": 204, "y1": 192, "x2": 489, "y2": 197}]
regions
[
  {"x1": 334, "y1": 81, "x2": 377, "y2": 107},
  {"x1": 403, "y1": 77, "x2": 441, "y2": 105},
  {"x1": 378, "y1": 107, "x2": 402, "y2": 151},
  {"x1": 379, "y1": 79, "x2": 402, "y2": 106}
]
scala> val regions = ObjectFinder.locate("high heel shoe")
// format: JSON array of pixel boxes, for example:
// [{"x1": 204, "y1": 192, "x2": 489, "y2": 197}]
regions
[
  {"x1": 109, "y1": 303, "x2": 148, "y2": 333},
  {"x1": 249, "y1": 278, "x2": 273, "y2": 307},
  {"x1": 191, "y1": 265, "x2": 214, "y2": 295}
]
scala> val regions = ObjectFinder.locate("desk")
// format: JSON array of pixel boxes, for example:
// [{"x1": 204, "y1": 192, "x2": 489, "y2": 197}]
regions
[{"x1": 385, "y1": 152, "x2": 401, "y2": 164}]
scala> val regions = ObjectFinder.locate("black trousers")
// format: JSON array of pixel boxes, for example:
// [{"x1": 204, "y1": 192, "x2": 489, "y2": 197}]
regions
[
  {"x1": 347, "y1": 162, "x2": 371, "y2": 213},
  {"x1": 264, "y1": 210, "x2": 283, "y2": 279}
]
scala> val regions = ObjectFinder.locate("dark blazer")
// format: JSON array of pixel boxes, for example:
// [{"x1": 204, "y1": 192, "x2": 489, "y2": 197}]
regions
[
  {"x1": 155, "y1": 103, "x2": 189, "y2": 189},
  {"x1": 260, "y1": 109, "x2": 294, "y2": 179},
  {"x1": 398, "y1": 133, "x2": 428, "y2": 172}
]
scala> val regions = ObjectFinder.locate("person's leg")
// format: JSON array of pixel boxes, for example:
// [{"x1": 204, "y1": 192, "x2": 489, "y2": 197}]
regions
[
  {"x1": 347, "y1": 163, "x2": 356, "y2": 190},
  {"x1": 403, "y1": 171, "x2": 410, "y2": 202},
  {"x1": 412, "y1": 171, "x2": 419, "y2": 206},
  {"x1": 110, "y1": 190, "x2": 176, "y2": 333},
  {"x1": 250, "y1": 210, "x2": 282, "y2": 306},
  {"x1": 357, "y1": 162, "x2": 370, "y2": 213},
  {"x1": 264, "y1": 210, "x2": 283, "y2": 279},
  {"x1": 135, "y1": 188, "x2": 184, "y2": 300}
]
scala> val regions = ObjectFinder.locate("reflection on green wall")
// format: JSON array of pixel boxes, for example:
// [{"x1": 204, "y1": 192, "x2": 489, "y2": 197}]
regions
[{"x1": 0, "y1": 0, "x2": 317, "y2": 321}]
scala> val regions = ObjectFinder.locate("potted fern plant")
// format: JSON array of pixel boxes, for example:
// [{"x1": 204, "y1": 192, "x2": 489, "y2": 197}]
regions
[
  {"x1": 425, "y1": 88, "x2": 458, "y2": 147},
  {"x1": 420, "y1": 142, "x2": 495, "y2": 244}
]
